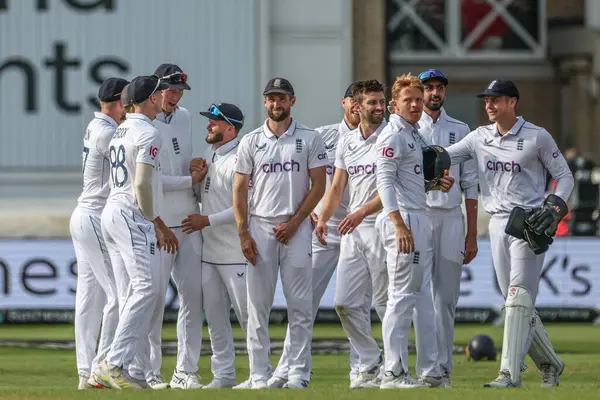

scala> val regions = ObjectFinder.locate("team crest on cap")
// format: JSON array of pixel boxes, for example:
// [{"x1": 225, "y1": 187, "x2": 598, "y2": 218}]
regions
[
  {"x1": 488, "y1": 80, "x2": 497, "y2": 89},
  {"x1": 274, "y1": 79, "x2": 281, "y2": 87}
]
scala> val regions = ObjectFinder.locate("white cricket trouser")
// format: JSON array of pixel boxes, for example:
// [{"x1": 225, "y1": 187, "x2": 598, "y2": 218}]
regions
[
  {"x1": 376, "y1": 210, "x2": 433, "y2": 375},
  {"x1": 202, "y1": 261, "x2": 248, "y2": 380},
  {"x1": 334, "y1": 222, "x2": 387, "y2": 373},
  {"x1": 247, "y1": 216, "x2": 313, "y2": 382},
  {"x1": 273, "y1": 223, "x2": 348, "y2": 380},
  {"x1": 100, "y1": 203, "x2": 160, "y2": 369},
  {"x1": 70, "y1": 207, "x2": 119, "y2": 377},
  {"x1": 415, "y1": 208, "x2": 464, "y2": 378},
  {"x1": 155, "y1": 228, "x2": 203, "y2": 375}
]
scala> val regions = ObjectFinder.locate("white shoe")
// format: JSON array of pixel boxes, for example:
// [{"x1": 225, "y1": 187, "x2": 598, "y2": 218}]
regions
[
  {"x1": 124, "y1": 373, "x2": 149, "y2": 389},
  {"x1": 251, "y1": 380, "x2": 268, "y2": 389},
  {"x1": 267, "y1": 376, "x2": 288, "y2": 388},
  {"x1": 170, "y1": 370, "x2": 203, "y2": 389},
  {"x1": 95, "y1": 360, "x2": 143, "y2": 390},
  {"x1": 483, "y1": 370, "x2": 521, "y2": 388},
  {"x1": 282, "y1": 378, "x2": 308, "y2": 389},
  {"x1": 418, "y1": 375, "x2": 442, "y2": 388},
  {"x1": 380, "y1": 372, "x2": 429, "y2": 389},
  {"x1": 78, "y1": 376, "x2": 90, "y2": 390},
  {"x1": 87, "y1": 373, "x2": 107, "y2": 389},
  {"x1": 148, "y1": 376, "x2": 169, "y2": 390},
  {"x1": 540, "y1": 362, "x2": 564, "y2": 388},
  {"x1": 351, "y1": 356, "x2": 383, "y2": 389},
  {"x1": 232, "y1": 378, "x2": 253, "y2": 389},
  {"x1": 203, "y1": 377, "x2": 237, "y2": 389}
]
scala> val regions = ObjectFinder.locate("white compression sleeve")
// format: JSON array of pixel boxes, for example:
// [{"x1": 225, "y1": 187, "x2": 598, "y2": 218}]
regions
[{"x1": 135, "y1": 162, "x2": 155, "y2": 221}]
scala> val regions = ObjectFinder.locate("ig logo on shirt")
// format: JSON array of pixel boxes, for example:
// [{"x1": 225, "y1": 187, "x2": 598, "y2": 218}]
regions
[{"x1": 382, "y1": 147, "x2": 394, "y2": 158}]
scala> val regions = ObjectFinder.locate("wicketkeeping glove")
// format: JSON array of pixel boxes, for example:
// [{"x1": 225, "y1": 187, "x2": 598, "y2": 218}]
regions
[
  {"x1": 505, "y1": 206, "x2": 554, "y2": 255},
  {"x1": 423, "y1": 145, "x2": 451, "y2": 192},
  {"x1": 525, "y1": 194, "x2": 569, "y2": 237}
]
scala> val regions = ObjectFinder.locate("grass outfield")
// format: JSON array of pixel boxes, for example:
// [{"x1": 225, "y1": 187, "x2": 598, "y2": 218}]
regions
[{"x1": 0, "y1": 323, "x2": 599, "y2": 398}]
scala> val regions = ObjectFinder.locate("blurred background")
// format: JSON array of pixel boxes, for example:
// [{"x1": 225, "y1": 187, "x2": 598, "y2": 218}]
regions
[{"x1": 0, "y1": 0, "x2": 599, "y2": 325}]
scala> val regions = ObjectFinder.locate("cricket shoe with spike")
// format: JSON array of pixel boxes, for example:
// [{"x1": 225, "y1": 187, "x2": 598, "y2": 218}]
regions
[
  {"x1": 170, "y1": 369, "x2": 202, "y2": 389},
  {"x1": 283, "y1": 378, "x2": 308, "y2": 389},
  {"x1": 87, "y1": 372, "x2": 106, "y2": 389},
  {"x1": 203, "y1": 377, "x2": 237, "y2": 389},
  {"x1": 380, "y1": 371, "x2": 429, "y2": 389},
  {"x1": 95, "y1": 360, "x2": 142, "y2": 390},
  {"x1": 540, "y1": 362, "x2": 564, "y2": 388},
  {"x1": 232, "y1": 378, "x2": 253, "y2": 389},
  {"x1": 267, "y1": 376, "x2": 288, "y2": 388},
  {"x1": 483, "y1": 370, "x2": 521, "y2": 388}
]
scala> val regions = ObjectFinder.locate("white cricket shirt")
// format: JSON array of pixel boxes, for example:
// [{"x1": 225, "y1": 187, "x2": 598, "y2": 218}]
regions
[
  {"x1": 376, "y1": 114, "x2": 427, "y2": 214},
  {"x1": 334, "y1": 121, "x2": 387, "y2": 224},
  {"x1": 200, "y1": 139, "x2": 246, "y2": 265},
  {"x1": 154, "y1": 107, "x2": 199, "y2": 228},
  {"x1": 418, "y1": 108, "x2": 479, "y2": 210},
  {"x1": 106, "y1": 113, "x2": 163, "y2": 220},
  {"x1": 313, "y1": 120, "x2": 352, "y2": 223},
  {"x1": 235, "y1": 119, "x2": 328, "y2": 219},
  {"x1": 77, "y1": 112, "x2": 117, "y2": 213},
  {"x1": 446, "y1": 117, "x2": 574, "y2": 215}
]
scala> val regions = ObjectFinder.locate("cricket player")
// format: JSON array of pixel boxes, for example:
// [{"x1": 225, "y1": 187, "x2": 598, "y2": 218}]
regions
[
  {"x1": 415, "y1": 69, "x2": 479, "y2": 388},
  {"x1": 96, "y1": 75, "x2": 178, "y2": 390},
  {"x1": 233, "y1": 77, "x2": 328, "y2": 389},
  {"x1": 71, "y1": 77, "x2": 128, "y2": 390},
  {"x1": 444, "y1": 79, "x2": 574, "y2": 388},
  {"x1": 316, "y1": 79, "x2": 388, "y2": 389},
  {"x1": 375, "y1": 73, "x2": 454, "y2": 389},
  {"x1": 148, "y1": 63, "x2": 206, "y2": 390},
  {"x1": 269, "y1": 83, "x2": 366, "y2": 388},
  {"x1": 181, "y1": 103, "x2": 248, "y2": 389}
]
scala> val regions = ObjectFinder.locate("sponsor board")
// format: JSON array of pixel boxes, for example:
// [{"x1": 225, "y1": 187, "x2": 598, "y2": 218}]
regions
[{"x1": 0, "y1": 238, "x2": 598, "y2": 324}]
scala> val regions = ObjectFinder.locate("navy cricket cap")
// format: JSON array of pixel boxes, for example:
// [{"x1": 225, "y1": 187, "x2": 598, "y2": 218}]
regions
[
  {"x1": 477, "y1": 79, "x2": 520, "y2": 99},
  {"x1": 418, "y1": 69, "x2": 449, "y2": 86},
  {"x1": 263, "y1": 77, "x2": 295, "y2": 96},
  {"x1": 153, "y1": 63, "x2": 191, "y2": 90},
  {"x1": 199, "y1": 103, "x2": 245, "y2": 130},
  {"x1": 126, "y1": 75, "x2": 170, "y2": 105},
  {"x1": 344, "y1": 82, "x2": 358, "y2": 98},
  {"x1": 98, "y1": 77, "x2": 130, "y2": 102}
]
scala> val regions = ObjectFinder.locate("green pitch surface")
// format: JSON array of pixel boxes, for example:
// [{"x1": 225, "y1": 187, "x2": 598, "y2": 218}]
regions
[{"x1": 1, "y1": 323, "x2": 599, "y2": 399}]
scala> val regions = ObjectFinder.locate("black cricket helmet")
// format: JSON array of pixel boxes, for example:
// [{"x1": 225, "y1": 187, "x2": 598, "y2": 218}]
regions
[{"x1": 466, "y1": 334, "x2": 497, "y2": 361}]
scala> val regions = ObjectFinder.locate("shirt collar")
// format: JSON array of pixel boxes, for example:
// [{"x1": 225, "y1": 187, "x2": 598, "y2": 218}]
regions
[
  {"x1": 339, "y1": 118, "x2": 355, "y2": 135},
  {"x1": 495, "y1": 117, "x2": 525, "y2": 136},
  {"x1": 156, "y1": 107, "x2": 177, "y2": 124},
  {"x1": 94, "y1": 112, "x2": 118, "y2": 129},
  {"x1": 213, "y1": 138, "x2": 239, "y2": 156},
  {"x1": 262, "y1": 119, "x2": 297, "y2": 139},
  {"x1": 357, "y1": 120, "x2": 387, "y2": 142},
  {"x1": 126, "y1": 113, "x2": 154, "y2": 125},
  {"x1": 390, "y1": 113, "x2": 420, "y2": 131},
  {"x1": 419, "y1": 107, "x2": 447, "y2": 126}
]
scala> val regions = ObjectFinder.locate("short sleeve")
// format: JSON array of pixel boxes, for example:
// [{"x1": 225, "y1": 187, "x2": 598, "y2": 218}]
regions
[
  {"x1": 136, "y1": 130, "x2": 161, "y2": 166},
  {"x1": 307, "y1": 132, "x2": 328, "y2": 169},
  {"x1": 234, "y1": 136, "x2": 254, "y2": 175}
]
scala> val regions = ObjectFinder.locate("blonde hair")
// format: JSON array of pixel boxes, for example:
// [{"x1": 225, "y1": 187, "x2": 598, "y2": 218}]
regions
[
  {"x1": 391, "y1": 73, "x2": 424, "y2": 100},
  {"x1": 124, "y1": 104, "x2": 134, "y2": 113}
]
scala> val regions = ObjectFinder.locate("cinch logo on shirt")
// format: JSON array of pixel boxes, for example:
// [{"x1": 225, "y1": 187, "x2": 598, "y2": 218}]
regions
[
  {"x1": 486, "y1": 159, "x2": 522, "y2": 173},
  {"x1": 414, "y1": 164, "x2": 422, "y2": 174},
  {"x1": 347, "y1": 163, "x2": 376, "y2": 176},
  {"x1": 261, "y1": 159, "x2": 301, "y2": 173},
  {"x1": 317, "y1": 152, "x2": 327, "y2": 160},
  {"x1": 326, "y1": 165, "x2": 336, "y2": 176}
]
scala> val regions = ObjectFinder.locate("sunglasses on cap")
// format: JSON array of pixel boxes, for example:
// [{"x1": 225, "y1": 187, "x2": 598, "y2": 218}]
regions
[
  {"x1": 207, "y1": 104, "x2": 244, "y2": 128},
  {"x1": 418, "y1": 69, "x2": 447, "y2": 83},
  {"x1": 161, "y1": 72, "x2": 188, "y2": 85}
]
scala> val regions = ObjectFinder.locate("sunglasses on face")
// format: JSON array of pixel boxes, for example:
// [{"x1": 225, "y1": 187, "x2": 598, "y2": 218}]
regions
[
  {"x1": 208, "y1": 104, "x2": 244, "y2": 128},
  {"x1": 418, "y1": 69, "x2": 446, "y2": 81},
  {"x1": 161, "y1": 72, "x2": 188, "y2": 85}
]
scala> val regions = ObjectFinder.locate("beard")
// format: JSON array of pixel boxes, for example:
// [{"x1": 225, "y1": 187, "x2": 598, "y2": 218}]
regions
[
  {"x1": 205, "y1": 131, "x2": 224, "y2": 144},
  {"x1": 345, "y1": 110, "x2": 360, "y2": 127},
  {"x1": 366, "y1": 113, "x2": 384, "y2": 125},
  {"x1": 267, "y1": 107, "x2": 290, "y2": 122},
  {"x1": 425, "y1": 97, "x2": 444, "y2": 112}
]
